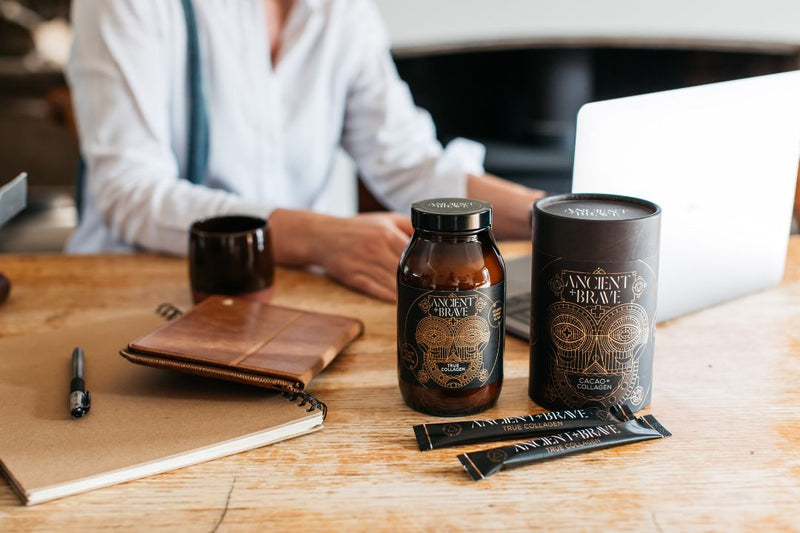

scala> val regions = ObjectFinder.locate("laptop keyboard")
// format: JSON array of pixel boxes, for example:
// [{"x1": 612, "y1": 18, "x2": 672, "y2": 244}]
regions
[{"x1": 506, "y1": 292, "x2": 531, "y2": 324}]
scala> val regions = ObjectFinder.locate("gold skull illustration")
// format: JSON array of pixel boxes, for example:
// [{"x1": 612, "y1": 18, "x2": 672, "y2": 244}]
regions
[
  {"x1": 415, "y1": 315, "x2": 491, "y2": 388},
  {"x1": 546, "y1": 301, "x2": 649, "y2": 404}
]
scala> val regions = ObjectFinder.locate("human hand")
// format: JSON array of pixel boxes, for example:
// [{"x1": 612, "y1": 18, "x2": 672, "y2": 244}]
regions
[
  {"x1": 467, "y1": 173, "x2": 545, "y2": 239},
  {"x1": 269, "y1": 209, "x2": 413, "y2": 302},
  {"x1": 315, "y1": 212, "x2": 413, "y2": 301}
]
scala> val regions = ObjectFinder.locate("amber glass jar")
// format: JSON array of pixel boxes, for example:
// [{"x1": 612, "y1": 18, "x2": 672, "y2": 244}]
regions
[{"x1": 397, "y1": 198, "x2": 505, "y2": 416}]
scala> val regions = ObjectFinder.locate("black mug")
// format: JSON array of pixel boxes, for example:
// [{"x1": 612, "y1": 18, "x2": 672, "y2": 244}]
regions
[{"x1": 189, "y1": 215, "x2": 274, "y2": 304}]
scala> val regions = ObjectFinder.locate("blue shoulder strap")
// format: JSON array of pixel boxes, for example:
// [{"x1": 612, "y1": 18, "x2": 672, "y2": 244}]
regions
[
  {"x1": 76, "y1": 0, "x2": 210, "y2": 217},
  {"x1": 180, "y1": 0, "x2": 210, "y2": 184}
]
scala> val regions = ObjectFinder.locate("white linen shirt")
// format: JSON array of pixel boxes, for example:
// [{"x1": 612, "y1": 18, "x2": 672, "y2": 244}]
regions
[{"x1": 66, "y1": 0, "x2": 484, "y2": 254}]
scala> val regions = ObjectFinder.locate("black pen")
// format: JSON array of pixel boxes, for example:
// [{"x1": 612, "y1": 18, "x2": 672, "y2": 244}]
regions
[{"x1": 70, "y1": 347, "x2": 91, "y2": 418}]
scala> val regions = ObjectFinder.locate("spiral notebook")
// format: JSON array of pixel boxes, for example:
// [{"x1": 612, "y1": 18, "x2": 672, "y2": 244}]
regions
[{"x1": 0, "y1": 309, "x2": 326, "y2": 506}]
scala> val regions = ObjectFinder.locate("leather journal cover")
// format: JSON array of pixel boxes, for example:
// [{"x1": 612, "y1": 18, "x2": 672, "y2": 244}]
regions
[{"x1": 120, "y1": 295, "x2": 363, "y2": 392}]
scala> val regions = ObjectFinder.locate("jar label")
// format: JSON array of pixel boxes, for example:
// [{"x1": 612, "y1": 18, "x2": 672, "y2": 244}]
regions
[{"x1": 398, "y1": 283, "x2": 504, "y2": 391}]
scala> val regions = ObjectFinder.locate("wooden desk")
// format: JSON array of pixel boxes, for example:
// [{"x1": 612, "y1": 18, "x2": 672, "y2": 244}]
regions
[{"x1": 1, "y1": 239, "x2": 799, "y2": 530}]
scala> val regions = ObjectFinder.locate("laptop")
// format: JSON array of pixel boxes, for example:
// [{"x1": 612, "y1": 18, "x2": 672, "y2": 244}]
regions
[
  {"x1": 506, "y1": 71, "x2": 800, "y2": 339},
  {"x1": 0, "y1": 173, "x2": 27, "y2": 228}
]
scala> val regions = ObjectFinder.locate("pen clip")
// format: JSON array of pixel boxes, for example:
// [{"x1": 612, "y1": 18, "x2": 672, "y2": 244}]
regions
[{"x1": 70, "y1": 390, "x2": 91, "y2": 419}]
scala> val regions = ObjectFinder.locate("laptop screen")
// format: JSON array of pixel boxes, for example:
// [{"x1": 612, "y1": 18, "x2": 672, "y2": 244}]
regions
[{"x1": 572, "y1": 71, "x2": 800, "y2": 322}]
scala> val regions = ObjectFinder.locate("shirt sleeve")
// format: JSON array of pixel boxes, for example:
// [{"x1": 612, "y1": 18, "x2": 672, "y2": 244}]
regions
[
  {"x1": 339, "y1": 0, "x2": 485, "y2": 214},
  {"x1": 68, "y1": 0, "x2": 267, "y2": 255}
]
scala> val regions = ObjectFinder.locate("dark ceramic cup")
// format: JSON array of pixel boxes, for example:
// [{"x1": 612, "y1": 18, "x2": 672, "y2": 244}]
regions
[{"x1": 189, "y1": 215, "x2": 274, "y2": 304}]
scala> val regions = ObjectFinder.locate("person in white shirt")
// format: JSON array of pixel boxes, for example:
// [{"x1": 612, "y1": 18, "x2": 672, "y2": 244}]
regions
[{"x1": 67, "y1": 0, "x2": 544, "y2": 301}]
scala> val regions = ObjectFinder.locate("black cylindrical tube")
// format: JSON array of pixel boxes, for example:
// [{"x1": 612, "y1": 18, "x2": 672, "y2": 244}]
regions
[{"x1": 529, "y1": 193, "x2": 661, "y2": 412}]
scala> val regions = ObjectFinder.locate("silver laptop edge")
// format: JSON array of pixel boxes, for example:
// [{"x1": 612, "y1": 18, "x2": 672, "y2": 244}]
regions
[{"x1": 0, "y1": 173, "x2": 28, "y2": 228}]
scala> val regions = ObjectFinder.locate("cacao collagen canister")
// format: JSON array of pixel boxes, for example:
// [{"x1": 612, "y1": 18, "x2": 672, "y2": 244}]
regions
[
  {"x1": 398, "y1": 198, "x2": 505, "y2": 416},
  {"x1": 529, "y1": 193, "x2": 661, "y2": 412}
]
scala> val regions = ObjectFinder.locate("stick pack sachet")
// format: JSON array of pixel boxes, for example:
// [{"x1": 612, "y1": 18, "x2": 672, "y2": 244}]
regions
[
  {"x1": 414, "y1": 405, "x2": 635, "y2": 451},
  {"x1": 458, "y1": 414, "x2": 671, "y2": 481}
]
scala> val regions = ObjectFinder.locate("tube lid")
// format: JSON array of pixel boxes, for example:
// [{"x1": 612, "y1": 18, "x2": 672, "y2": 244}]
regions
[{"x1": 533, "y1": 193, "x2": 662, "y2": 261}]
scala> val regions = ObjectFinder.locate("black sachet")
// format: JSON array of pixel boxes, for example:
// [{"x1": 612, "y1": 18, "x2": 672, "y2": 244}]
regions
[
  {"x1": 414, "y1": 405, "x2": 635, "y2": 451},
  {"x1": 458, "y1": 414, "x2": 670, "y2": 480}
]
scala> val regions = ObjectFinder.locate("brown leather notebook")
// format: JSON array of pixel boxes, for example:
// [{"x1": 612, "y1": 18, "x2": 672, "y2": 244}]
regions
[{"x1": 120, "y1": 295, "x2": 363, "y2": 393}]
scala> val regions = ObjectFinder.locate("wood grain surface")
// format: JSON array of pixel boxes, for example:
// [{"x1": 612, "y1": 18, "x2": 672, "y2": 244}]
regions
[{"x1": 1, "y1": 239, "x2": 799, "y2": 531}]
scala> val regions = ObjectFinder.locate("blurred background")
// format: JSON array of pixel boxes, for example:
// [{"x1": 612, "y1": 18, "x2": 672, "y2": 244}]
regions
[{"x1": 1, "y1": 0, "x2": 799, "y2": 253}]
